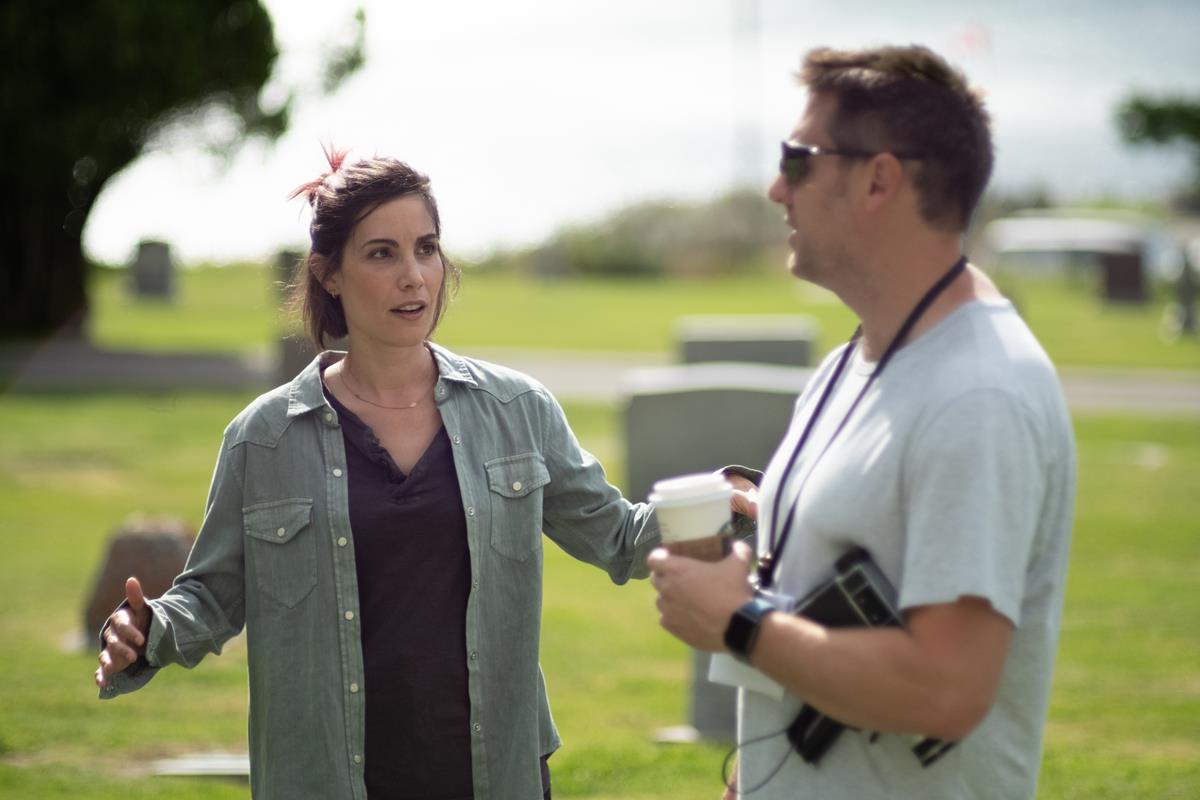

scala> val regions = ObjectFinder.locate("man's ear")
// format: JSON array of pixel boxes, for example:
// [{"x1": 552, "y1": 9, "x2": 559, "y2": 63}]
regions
[{"x1": 862, "y1": 153, "x2": 906, "y2": 213}]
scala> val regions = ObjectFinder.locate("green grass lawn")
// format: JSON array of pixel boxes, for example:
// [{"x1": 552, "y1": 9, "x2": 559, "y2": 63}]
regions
[
  {"x1": 88, "y1": 263, "x2": 1200, "y2": 369},
  {"x1": 1038, "y1": 415, "x2": 1200, "y2": 799},
  {"x1": 89, "y1": 264, "x2": 282, "y2": 356},
  {"x1": 0, "y1": 387, "x2": 1196, "y2": 798}
]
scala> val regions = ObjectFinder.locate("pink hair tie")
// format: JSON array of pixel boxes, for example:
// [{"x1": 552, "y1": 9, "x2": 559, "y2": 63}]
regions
[{"x1": 287, "y1": 144, "x2": 350, "y2": 203}]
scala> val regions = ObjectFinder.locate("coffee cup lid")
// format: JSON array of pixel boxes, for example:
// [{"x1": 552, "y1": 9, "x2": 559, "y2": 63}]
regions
[{"x1": 648, "y1": 472, "x2": 732, "y2": 505}]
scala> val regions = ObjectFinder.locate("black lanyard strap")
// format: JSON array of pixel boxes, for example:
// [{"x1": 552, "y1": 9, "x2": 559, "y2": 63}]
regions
[{"x1": 758, "y1": 255, "x2": 967, "y2": 589}]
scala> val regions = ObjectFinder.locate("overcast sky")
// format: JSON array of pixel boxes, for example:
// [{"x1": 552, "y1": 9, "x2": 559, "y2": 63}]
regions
[{"x1": 83, "y1": 0, "x2": 1200, "y2": 265}]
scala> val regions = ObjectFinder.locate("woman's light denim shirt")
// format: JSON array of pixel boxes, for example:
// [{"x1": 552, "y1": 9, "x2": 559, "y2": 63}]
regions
[{"x1": 99, "y1": 344, "x2": 661, "y2": 799}]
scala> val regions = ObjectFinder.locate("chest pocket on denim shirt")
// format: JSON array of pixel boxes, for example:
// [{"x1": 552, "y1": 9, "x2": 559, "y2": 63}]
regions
[
  {"x1": 485, "y1": 453, "x2": 551, "y2": 561},
  {"x1": 244, "y1": 498, "x2": 317, "y2": 608}
]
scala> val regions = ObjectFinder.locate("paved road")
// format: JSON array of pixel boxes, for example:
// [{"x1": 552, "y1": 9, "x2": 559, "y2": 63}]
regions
[
  {"x1": 463, "y1": 348, "x2": 1200, "y2": 417},
  {"x1": 4, "y1": 342, "x2": 1197, "y2": 416}
]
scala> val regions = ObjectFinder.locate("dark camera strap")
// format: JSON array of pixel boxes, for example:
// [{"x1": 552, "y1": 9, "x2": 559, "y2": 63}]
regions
[{"x1": 758, "y1": 255, "x2": 967, "y2": 590}]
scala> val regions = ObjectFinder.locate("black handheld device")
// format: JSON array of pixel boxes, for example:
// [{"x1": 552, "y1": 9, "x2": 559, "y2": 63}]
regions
[{"x1": 782, "y1": 547, "x2": 955, "y2": 767}]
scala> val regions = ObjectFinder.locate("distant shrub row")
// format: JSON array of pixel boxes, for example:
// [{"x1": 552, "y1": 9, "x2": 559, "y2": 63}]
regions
[
  {"x1": 469, "y1": 189, "x2": 785, "y2": 278},
  {"x1": 464, "y1": 184, "x2": 1092, "y2": 279}
]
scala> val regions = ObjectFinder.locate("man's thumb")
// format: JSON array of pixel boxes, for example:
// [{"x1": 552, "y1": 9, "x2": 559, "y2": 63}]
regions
[{"x1": 125, "y1": 576, "x2": 147, "y2": 610}]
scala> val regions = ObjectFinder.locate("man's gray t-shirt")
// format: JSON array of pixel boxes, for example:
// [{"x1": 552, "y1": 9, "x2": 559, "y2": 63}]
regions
[{"x1": 739, "y1": 299, "x2": 1076, "y2": 799}]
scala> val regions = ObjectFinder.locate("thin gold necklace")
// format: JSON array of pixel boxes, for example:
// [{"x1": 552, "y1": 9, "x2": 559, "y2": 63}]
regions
[{"x1": 339, "y1": 361, "x2": 431, "y2": 411}]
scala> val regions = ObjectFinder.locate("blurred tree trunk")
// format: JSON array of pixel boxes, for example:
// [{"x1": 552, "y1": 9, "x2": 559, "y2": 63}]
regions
[
  {"x1": 0, "y1": 1, "x2": 283, "y2": 341},
  {"x1": 9, "y1": 195, "x2": 90, "y2": 340},
  {"x1": 4, "y1": 157, "x2": 123, "y2": 340}
]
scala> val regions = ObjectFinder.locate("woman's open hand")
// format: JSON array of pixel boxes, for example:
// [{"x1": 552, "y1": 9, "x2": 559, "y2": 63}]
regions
[{"x1": 95, "y1": 577, "x2": 151, "y2": 688}]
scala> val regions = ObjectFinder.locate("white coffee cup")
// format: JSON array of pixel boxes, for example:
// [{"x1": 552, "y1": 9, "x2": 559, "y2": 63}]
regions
[{"x1": 649, "y1": 472, "x2": 734, "y2": 561}]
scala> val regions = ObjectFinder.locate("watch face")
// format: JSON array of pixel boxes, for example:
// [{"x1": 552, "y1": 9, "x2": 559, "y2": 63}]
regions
[{"x1": 726, "y1": 599, "x2": 774, "y2": 662}]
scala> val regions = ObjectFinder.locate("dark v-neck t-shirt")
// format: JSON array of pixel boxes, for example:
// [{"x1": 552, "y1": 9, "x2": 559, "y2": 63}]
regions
[{"x1": 324, "y1": 386, "x2": 473, "y2": 800}]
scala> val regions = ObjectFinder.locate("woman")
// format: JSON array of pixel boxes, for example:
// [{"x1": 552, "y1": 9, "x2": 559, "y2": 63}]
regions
[{"x1": 95, "y1": 150, "x2": 661, "y2": 800}]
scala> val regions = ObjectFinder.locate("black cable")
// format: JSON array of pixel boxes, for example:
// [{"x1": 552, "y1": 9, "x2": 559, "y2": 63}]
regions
[{"x1": 720, "y1": 725, "x2": 793, "y2": 796}]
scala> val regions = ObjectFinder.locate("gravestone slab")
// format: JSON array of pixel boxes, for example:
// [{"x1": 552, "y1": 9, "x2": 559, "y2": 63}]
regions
[
  {"x1": 279, "y1": 333, "x2": 348, "y2": 384},
  {"x1": 83, "y1": 517, "x2": 194, "y2": 645},
  {"x1": 1100, "y1": 251, "x2": 1147, "y2": 303},
  {"x1": 622, "y1": 363, "x2": 811, "y2": 740},
  {"x1": 675, "y1": 314, "x2": 819, "y2": 367},
  {"x1": 130, "y1": 240, "x2": 176, "y2": 300},
  {"x1": 622, "y1": 363, "x2": 810, "y2": 502}
]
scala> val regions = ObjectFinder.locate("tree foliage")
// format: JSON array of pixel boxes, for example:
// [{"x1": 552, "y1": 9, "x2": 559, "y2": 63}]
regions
[
  {"x1": 0, "y1": 1, "x2": 361, "y2": 340},
  {"x1": 1117, "y1": 96, "x2": 1200, "y2": 146},
  {"x1": 1116, "y1": 94, "x2": 1200, "y2": 211}
]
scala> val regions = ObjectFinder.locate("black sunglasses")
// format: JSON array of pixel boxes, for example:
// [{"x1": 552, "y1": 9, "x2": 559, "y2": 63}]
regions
[{"x1": 779, "y1": 140, "x2": 927, "y2": 185}]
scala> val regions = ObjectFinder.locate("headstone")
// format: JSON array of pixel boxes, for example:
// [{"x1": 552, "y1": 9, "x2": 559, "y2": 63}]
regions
[
  {"x1": 623, "y1": 363, "x2": 809, "y2": 502},
  {"x1": 276, "y1": 246, "x2": 347, "y2": 384},
  {"x1": 622, "y1": 363, "x2": 812, "y2": 740},
  {"x1": 278, "y1": 333, "x2": 347, "y2": 384},
  {"x1": 130, "y1": 240, "x2": 176, "y2": 300},
  {"x1": 83, "y1": 516, "x2": 194, "y2": 645},
  {"x1": 279, "y1": 333, "x2": 318, "y2": 384},
  {"x1": 1100, "y1": 250, "x2": 1147, "y2": 304},
  {"x1": 675, "y1": 314, "x2": 819, "y2": 367}
]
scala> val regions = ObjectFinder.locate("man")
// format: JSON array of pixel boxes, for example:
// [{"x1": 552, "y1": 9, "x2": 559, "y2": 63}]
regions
[{"x1": 648, "y1": 45, "x2": 1075, "y2": 799}]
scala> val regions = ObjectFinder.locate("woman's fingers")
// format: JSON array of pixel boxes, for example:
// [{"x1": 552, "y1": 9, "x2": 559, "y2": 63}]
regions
[
  {"x1": 731, "y1": 489, "x2": 759, "y2": 521},
  {"x1": 111, "y1": 609, "x2": 147, "y2": 649}
]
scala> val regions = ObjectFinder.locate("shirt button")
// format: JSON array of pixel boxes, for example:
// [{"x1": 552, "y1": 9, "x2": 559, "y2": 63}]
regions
[
  {"x1": 333, "y1": 468, "x2": 343, "y2": 478},
  {"x1": 472, "y1": 723, "x2": 482, "y2": 733},
  {"x1": 472, "y1": 579, "x2": 479, "y2": 589},
  {"x1": 512, "y1": 481, "x2": 523, "y2": 492},
  {"x1": 324, "y1": 412, "x2": 334, "y2": 423},
  {"x1": 350, "y1": 682, "x2": 359, "y2": 693},
  {"x1": 453, "y1": 435, "x2": 462, "y2": 446},
  {"x1": 467, "y1": 507, "x2": 475, "y2": 517},
  {"x1": 469, "y1": 650, "x2": 477, "y2": 660},
  {"x1": 353, "y1": 754, "x2": 362, "y2": 765},
  {"x1": 344, "y1": 611, "x2": 354, "y2": 621},
  {"x1": 337, "y1": 537, "x2": 348, "y2": 547},
  {"x1": 276, "y1": 527, "x2": 286, "y2": 537}
]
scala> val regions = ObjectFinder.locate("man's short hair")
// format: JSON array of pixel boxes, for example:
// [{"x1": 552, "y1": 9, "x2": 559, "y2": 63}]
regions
[{"x1": 798, "y1": 45, "x2": 993, "y2": 233}]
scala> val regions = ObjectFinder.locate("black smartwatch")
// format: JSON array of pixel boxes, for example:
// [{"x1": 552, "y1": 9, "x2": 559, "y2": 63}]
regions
[{"x1": 724, "y1": 597, "x2": 777, "y2": 664}]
